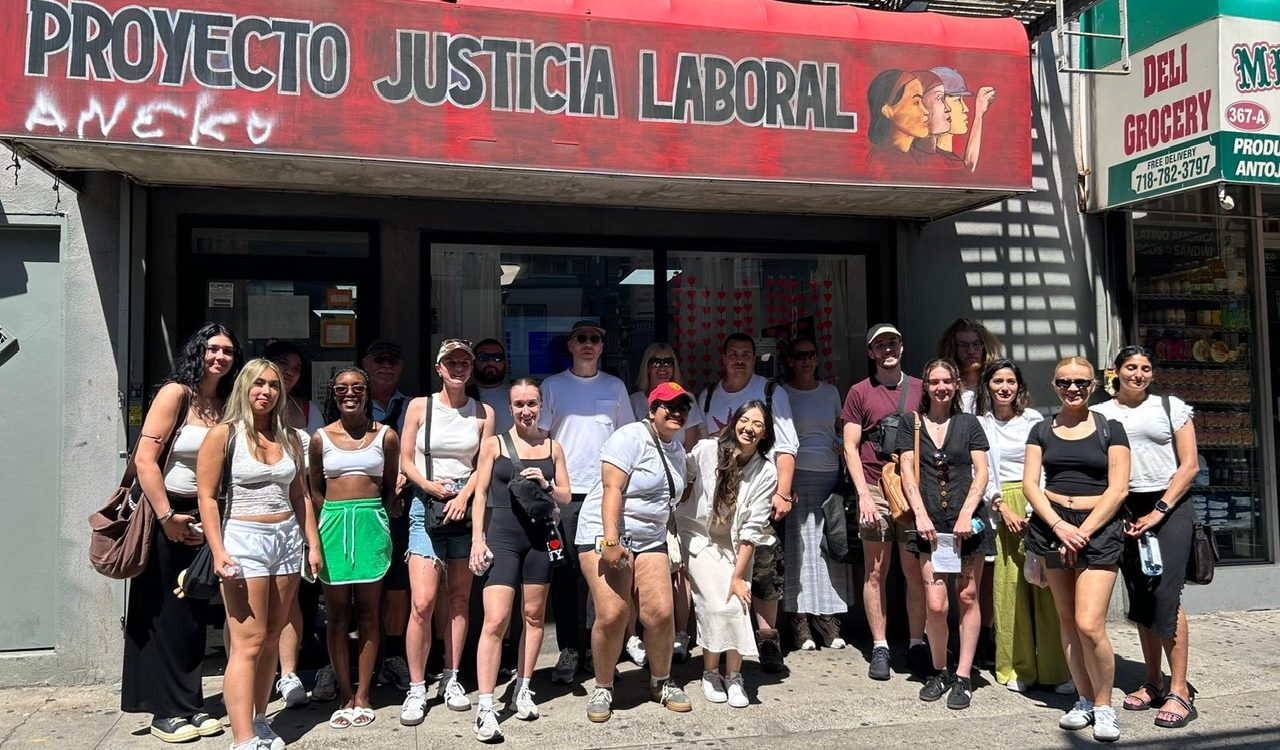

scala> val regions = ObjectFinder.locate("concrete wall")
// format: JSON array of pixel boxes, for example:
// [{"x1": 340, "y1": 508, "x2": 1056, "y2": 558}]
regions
[
  {"x1": 895, "y1": 36, "x2": 1122, "y2": 407},
  {"x1": 0, "y1": 146, "x2": 129, "y2": 685}
]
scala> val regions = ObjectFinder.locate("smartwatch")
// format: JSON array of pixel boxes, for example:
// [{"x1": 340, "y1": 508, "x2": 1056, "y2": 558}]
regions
[{"x1": 1153, "y1": 500, "x2": 1171, "y2": 514}]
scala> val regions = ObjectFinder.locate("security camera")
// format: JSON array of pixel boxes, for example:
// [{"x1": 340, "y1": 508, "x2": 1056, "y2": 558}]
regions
[{"x1": 1218, "y1": 184, "x2": 1236, "y2": 212}]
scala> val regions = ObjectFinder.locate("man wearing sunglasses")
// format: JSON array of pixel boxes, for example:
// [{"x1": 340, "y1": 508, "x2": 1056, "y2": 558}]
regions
[
  {"x1": 698, "y1": 332, "x2": 799, "y2": 674},
  {"x1": 473, "y1": 338, "x2": 514, "y2": 434},
  {"x1": 539, "y1": 320, "x2": 635, "y2": 685}
]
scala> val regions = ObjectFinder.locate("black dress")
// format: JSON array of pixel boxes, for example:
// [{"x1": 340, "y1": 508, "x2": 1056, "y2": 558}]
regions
[{"x1": 895, "y1": 412, "x2": 996, "y2": 558}]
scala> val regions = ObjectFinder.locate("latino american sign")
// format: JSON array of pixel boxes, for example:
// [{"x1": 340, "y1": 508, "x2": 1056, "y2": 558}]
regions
[
  {"x1": 1090, "y1": 15, "x2": 1280, "y2": 209},
  {"x1": 1, "y1": 0, "x2": 1031, "y2": 191}
]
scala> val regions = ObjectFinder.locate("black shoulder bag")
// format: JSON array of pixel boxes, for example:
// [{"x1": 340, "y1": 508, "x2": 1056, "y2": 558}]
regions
[
  {"x1": 1162, "y1": 396, "x2": 1218, "y2": 584},
  {"x1": 870, "y1": 377, "x2": 911, "y2": 460},
  {"x1": 175, "y1": 425, "x2": 236, "y2": 599},
  {"x1": 501, "y1": 432, "x2": 556, "y2": 522}
]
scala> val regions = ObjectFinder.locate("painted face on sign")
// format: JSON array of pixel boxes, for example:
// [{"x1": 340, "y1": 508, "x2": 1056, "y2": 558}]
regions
[
  {"x1": 924, "y1": 83, "x2": 951, "y2": 136},
  {"x1": 883, "y1": 78, "x2": 929, "y2": 140},
  {"x1": 946, "y1": 95, "x2": 970, "y2": 135}
]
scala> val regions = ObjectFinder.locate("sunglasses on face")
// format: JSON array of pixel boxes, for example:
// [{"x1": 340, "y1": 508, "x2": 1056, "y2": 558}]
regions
[
  {"x1": 655, "y1": 400, "x2": 690, "y2": 414},
  {"x1": 791, "y1": 350, "x2": 818, "y2": 361},
  {"x1": 370, "y1": 355, "x2": 400, "y2": 366},
  {"x1": 1054, "y1": 378, "x2": 1094, "y2": 390},
  {"x1": 933, "y1": 450, "x2": 950, "y2": 482},
  {"x1": 333, "y1": 384, "x2": 367, "y2": 396},
  {"x1": 476, "y1": 353, "x2": 506, "y2": 363},
  {"x1": 648, "y1": 357, "x2": 675, "y2": 368},
  {"x1": 574, "y1": 334, "x2": 603, "y2": 344}
]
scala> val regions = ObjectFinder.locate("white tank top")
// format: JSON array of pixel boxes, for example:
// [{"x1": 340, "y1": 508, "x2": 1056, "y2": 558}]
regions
[
  {"x1": 318, "y1": 424, "x2": 388, "y2": 480},
  {"x1": 416, "y1": 397, "x2": 480, "y2": 483},
  {"x1": 227, "y1": 429, "x2": 297, "y2": 516},
  {"x1": 163, "y1": 424, "x2": 210, "y2": 497}
]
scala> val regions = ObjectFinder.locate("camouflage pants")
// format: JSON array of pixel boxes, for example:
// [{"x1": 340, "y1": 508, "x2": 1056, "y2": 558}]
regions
[{"x1": 751, "y1": 521, "x2": 785, "y2": 601}]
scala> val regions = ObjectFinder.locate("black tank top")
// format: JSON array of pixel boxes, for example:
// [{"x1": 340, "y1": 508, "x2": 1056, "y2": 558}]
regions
[{"x1": 488, "y1": 440, "x2": 556, "y2": 509}]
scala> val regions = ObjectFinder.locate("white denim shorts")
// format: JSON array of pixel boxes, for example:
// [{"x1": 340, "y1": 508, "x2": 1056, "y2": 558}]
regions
[{"x1": 223, "y1": 517, "x2": 303, "y2": 579}]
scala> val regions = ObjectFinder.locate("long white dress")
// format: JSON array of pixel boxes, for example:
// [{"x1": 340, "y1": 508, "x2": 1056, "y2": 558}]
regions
[{"x1": 676, "y1": 439, "x2": 777, "y2": 656}]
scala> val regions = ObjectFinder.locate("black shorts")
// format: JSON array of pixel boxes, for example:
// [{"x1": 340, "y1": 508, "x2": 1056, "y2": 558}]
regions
[
  {"x1": 485, "y1": 506, "x2": 554, "y2": 589},
  {"x1": 573, "y1": 544, "x2": 670, "y2": 557},
  {"x1": 1026, "y1": 503, "x2": 1125, "y2": 569}
]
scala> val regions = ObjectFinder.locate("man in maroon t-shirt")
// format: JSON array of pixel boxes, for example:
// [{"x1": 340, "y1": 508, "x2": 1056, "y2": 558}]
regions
[{"x1": 840, "y1": 324, "x2": 929, "y2": 681}]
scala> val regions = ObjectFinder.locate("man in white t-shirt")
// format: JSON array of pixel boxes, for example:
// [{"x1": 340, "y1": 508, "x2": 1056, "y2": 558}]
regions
[
  {"x1": 473, "y1": 338, "x2": 514, "y2": 435},
  {"x1": 697, "y1": 332, "x2": 797, "y2": 673},
  {"x1": 539, "y1": 320, "x2": 634, "y2": 684}
]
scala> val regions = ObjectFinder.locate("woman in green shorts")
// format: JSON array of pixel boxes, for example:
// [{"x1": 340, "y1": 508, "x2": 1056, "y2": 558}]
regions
[{"x1": 308, "y1": 367, "x2": 400, "y2": 729}]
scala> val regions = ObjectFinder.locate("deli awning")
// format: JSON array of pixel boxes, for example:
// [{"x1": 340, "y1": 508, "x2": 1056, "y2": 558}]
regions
[{"x1": 2, "y1": 0, "x2": 1033, "y2": 219}]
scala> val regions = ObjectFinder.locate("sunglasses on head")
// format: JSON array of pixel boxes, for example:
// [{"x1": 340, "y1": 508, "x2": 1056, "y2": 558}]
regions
[
  {"x1": 1054, "y1": 378, "x2": 1094, "y2": 390},
  {"x1": 333, "y1": 384, "x2": 367, "y2": 396},
  {"x1": 574, "y1": 334, "x2": 603, "y2": 344},
  {"x1": 791, "y1": 350, "x2": 818, "y2": 361},
  {"x1": 441, "y1": 337, "x2": 472, "y2": 348},
  {"x1": 476, "y1": 353, "x2": 506, "y2": 363},
  {"x1": 648, "y1": 357, "x2": 675, "y2": 368}
]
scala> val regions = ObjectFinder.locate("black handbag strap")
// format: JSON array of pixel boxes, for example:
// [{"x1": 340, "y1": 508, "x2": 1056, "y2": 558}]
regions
[
  {"x1": 120, "y1": 386, "x2": 192, "y2": 492},
  {"x1": 645, "y1": 421, "x2": 676, "y2": 499},
  {"x1": 1160, "y1": 395, "x2": 1180, "y2": 466},
  {"x1": 501, "y1": 431, "x2": 525, "y2": 473},
  {"x1": 422, "y1": 395, "x2": 433, "y2": 481}
]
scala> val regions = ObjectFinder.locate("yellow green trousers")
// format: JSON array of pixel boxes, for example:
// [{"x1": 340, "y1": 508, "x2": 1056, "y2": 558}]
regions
[{"x1": 994, "y1": 482, "x2": 1071, "y2": 686}]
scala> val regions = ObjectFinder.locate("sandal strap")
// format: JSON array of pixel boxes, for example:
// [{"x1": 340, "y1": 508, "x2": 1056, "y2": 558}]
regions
[{"x1": 1161, "y1": 693, "x2": 1194, "y2": 712}]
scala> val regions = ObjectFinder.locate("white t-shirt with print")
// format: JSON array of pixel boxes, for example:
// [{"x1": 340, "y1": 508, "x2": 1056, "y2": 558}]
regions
[
  {"x1": 539, "y1": 369, "x2": 634, "y2": 493},
  {"x1": 698, "y1": 374, "x2": 799, "y2": 458},
  {"x1": 575, "y1": 422, "x2": 688, "y2": 552},
  {"x1": 1092, "y1": 395, "x2": 1193, "y2": 492}
]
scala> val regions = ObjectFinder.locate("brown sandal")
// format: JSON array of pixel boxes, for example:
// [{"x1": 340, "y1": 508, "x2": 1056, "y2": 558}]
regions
[
  {"x1": 1154, "y1": 692, "x2": 1197, "y2": 728},
  {"x1": 1122, "y1": 681, "x2": 1163, "y2": 711}
]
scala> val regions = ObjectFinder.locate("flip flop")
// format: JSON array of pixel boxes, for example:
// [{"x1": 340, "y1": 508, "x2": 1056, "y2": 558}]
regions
[
  {"x1": 350, "y1": 707, "x2": 376, "y2": 727},
  {"x1": 329, "y1": 708, "x2": 355, "y2": 729},
  {"x1": 1154, "y1": 692, "x2": 1197, "y2": 728},
  {"x1": 1122, "y1": 681, "x2": 1163, "y2": 711}
]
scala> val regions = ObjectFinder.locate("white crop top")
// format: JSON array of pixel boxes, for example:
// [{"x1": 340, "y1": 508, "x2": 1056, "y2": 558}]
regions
[
  {"x1": 417, "y1": 397, "x2": 481, "y2": 482},
  {"x1": 164, "y1": 424, "x2": 210, "y2": 497},
  {"x1": 226, "y1": 429, "x2": 297, "y2": 516},
  {"x1": 318, "y1": 425, "x2": 389, "y2": 480}
]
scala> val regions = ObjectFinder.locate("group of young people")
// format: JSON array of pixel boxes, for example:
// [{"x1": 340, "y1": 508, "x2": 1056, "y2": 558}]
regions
[{"x1": 119, "y1": 316, "x2": 1200, "y2": 748}]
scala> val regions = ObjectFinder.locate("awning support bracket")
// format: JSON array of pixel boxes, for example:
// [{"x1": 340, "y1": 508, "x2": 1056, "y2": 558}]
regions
[{"x1": 1055, "y1": 0, "x2": 1130, "y2": 76}]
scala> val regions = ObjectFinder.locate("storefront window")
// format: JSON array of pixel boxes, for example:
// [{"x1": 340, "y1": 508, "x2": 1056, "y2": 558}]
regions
[
  {"x1": 1130, "y1": 190, "x2": 1266, "y2": 563},
  {"x1": 430, "y1": 244, "x2": 652, "y2": 382},
  {"x1": 665, "y1": 251, "x2": 867, "y2": 395}
]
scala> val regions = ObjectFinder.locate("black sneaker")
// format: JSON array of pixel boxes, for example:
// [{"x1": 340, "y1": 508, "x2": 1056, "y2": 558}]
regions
[
  {"x1": 867, "y1": 646, "x2": 891, "y2": 681},
  {"x1": 757, "y1": 628, "x2": 785, "y2": 674},
  {"x1": 919, "y1": 671, "x2": 955, "y2": 702},
  {"x1": 947, "y1": 676, "x2": 973, "y2": 710},
  {"x1": 907, "y1": 642, "x2": 932, "y2": 675}
]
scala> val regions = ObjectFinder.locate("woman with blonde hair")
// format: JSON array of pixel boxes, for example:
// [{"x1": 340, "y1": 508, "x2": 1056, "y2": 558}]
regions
[
  {"x1": 197, "y1": 359, "x2": 321, "y2": 750},
  {"x1": 1023, "y1": 356, "x2": 1130, "y2": 743},
  {"x1": 631, "y1": 343, "x2": 706, "y2": 451}
]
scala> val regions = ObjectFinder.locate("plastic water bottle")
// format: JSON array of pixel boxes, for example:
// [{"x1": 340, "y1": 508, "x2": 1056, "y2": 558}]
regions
[
  {"x1": 971, "y1": 516, "x2": 986, "y2": 535},
  {"x1": 1139, "y1": 532, "x2": 1164, "y2": 576}
]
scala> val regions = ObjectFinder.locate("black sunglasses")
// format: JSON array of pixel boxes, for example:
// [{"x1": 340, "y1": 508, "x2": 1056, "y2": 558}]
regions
[
  {"x1": 790, "y1": 350, "x2": 818, "y2": 361},
  {"x1": 655, "y1": 400, "x2": 691, "y2": 414},
  {"x1": 648, "y1": 357, "x2": 676, "y2": 368},
  {"x1": 1054, "y1": 378, "x2": 1094, "y2": 390},
  {"x1": 476, "y1": 353, "x2": 506, "y2": 363},
  {"x1": 574, "y1": 334, "x2": 603, "y2": 344},
  {"x1": 933, "y1": 450, "x2": 949, "y2": 482}
]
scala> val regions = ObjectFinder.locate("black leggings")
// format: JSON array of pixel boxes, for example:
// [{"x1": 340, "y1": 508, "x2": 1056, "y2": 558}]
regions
[
  {"x1": 485, "y1": 506, "x2": 554, "y2": 589},
  {"x1": 1121, "y1": 490, "x2": 1192, "y2": 638}
]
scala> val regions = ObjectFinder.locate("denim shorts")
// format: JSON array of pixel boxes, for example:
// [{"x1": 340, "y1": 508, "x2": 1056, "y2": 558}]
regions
[{"x1": 407, "y1": 495, "x2": 439, "y2": 561}]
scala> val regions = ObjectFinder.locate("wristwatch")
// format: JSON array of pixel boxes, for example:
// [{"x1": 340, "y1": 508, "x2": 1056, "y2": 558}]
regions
[
  {"x1": 990, "y1": 497, "x2": 1004, "y2": 512},
  {"x1": 1154, "y1": 500, "x2": 1172, "y2": 514}
]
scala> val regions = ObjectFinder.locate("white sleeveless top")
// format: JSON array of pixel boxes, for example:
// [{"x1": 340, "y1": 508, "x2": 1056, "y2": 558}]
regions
[
  {"x1": 227, "y1": 429, "x2": 297, "y2": 516},
  {"x1": 164, "y1": 424, "x2": 210, "y2": 497},
  {"x1": 416, "y1": 397, "x2": 481, "y2": 483},
  {"x1": 318, "y1": 424, "x2": 389, "y2": 480}
]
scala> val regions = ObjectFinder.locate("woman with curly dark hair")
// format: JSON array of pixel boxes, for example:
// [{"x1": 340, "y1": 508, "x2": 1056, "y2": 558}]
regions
[
  {"x1": 122, "y1": 323, "x2": 243, "y2": 743},
  {"x1": 676, "y1": 400, "x2": 778, "y2": 709}
]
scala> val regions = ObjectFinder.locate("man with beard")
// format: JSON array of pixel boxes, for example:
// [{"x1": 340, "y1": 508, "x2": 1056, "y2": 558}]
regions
[
  {"x1": 473, "y1": 338, "x2": 514, "y2": 434},
  {"x1": 698, "y1": 332, "x2": 798, "y2": 673}
]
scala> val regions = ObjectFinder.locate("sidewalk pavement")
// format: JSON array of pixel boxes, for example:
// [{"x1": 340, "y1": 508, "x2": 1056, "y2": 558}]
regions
[{"x1": 2, "y1": 609, "x2": 1278, "y2": 750}]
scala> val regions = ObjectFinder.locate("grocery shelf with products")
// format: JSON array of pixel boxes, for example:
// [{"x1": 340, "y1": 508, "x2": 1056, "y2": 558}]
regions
[{"x1": 1131, "y1": 213, "x2": 1268, "y2": 563}]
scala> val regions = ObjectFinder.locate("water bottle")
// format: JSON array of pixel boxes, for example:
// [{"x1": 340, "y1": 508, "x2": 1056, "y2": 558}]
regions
[
  {"x1": 1138, "y1": 532, "x2": 1164, "y2": 576},
  {"x1": 971, "y1": 516, "x2": 986, "y2": 535}
]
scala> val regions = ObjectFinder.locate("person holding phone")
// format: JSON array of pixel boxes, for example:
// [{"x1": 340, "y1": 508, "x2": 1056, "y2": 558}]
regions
[
  {"x1": 308, "y1": 366, "x2": 399, "y2": 729},
  {"x1": 574, "y1": 382, "x2": 693, "y2": 723},
  {"x1": 676, "y1": 401, "x2": 778, "y2": 708},
  {"x1": 1022, "y1": 356, "x2": 1130, "y2": 743},
  {"x1": 196, "y1": 359, "x2": 320, "y2": 750},
  {"x1": 897, "y1": 359, "x2": 992, "y2": 711}
]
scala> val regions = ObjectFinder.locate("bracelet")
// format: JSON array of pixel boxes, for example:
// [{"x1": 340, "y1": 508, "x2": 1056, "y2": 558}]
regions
[
  {"x1": 1051, "y1": 519, "x2": 1063, "y2": 533},
  {"x1": 773, "y1": 492, "x2": 794, "y2": 504},
  {"x1": 157, "y1": 508, "x2": 176, "y2": 525}
]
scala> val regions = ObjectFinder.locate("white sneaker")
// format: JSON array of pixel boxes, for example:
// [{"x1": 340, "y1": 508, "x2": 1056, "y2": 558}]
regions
[
  {"x1": 799, "y1": 638, "x2": 816, "y2": 651},
  {"x1": 829, "y1": 637, "x2": 847, "y2": 650},
  {"x1": 1005, "y1": 679, "x2": 1030, "y2": 693},
  {"x1": 251, "y1": 714, "x2": 285, "y2": 750},
  {"x1": 725, "y1": 674, "x2": 749, "y2": 708},
  {"x1": 311, "y1": 665, "x2": 337, "y2": 702},
  {"x1": 443, "y1": 677, "x2": 472, "y2": 711},
  {"x1": 1059, "y1": 698, "x2": 1094, "y2": 730},
  {"x1": 551, "y1": 648, "x2": 578, "y2": 684},
  {"x1": 1092, "y1": 706, "x2": 1120, "y2": 742},
  {"x1": 473, "y1": 706, "x2": 502, "y2": 743},
  {"x1": 276, "y1": 672, "x2": 309, "y2": 708},
  {"x1": 701, "y1": 671, "x2": 727, "y2": 703},
  {"x1": 673, "y1": 632, "x2": 691, "y2": 662},
  {"x1": 400, "y1": 683, "x2": 427, "y2": 726},
  {"x1": 625, "y1": 635, "x2": 648, "y2": 667},
  {"x1": 1054, "y1": 679, "x2": 1077, "y2": 695},
  {"x1": 508, "y1": 686, "x2": 539, "y2": 720}
]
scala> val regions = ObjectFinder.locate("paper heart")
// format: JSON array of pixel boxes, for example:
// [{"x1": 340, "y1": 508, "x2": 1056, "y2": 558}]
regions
[
  {"x1": 810, "y1": 280, "x2": 818, "y2": 288},
  {"x1": 823, "y1": 279, "x2": 833, "y2": 288},
  {"x1": 687, "y1": 287, "x2": 697, "y2": 298},
  {"x1": 741, "y1": 278, "x2": 751, "y2": 287},
  {"x1": 765, "y1": 278, "x2": 775, "y2": 287},
  {"x1": 702, "y1": 321, "x2": 711, "y2": 330},
  {"x1": 702, "y1": 306, "x2": 711, "y2": 315},
  {"x1": 744, "y1": 316, "x2": 753, "y2": 326},
  {"x1": 823, "y1": 292, "x2": 833, "y2": 302},
  {"x1": 717, "y1": 305, "x2": 726, "y2": 314},
  {"x1": 717, "y1": 290, "x2": 727, "y2": 299},
  {"x1": 716, "y1": 319, "x2": 726, "y2": 328},
  {"x1": 687, "y1": 275, "x2": 697, "y2": 285},
  {"x1": 822, "y1": 347, "x2": 833, "y2": 357},
  {"x1": 687, "y1": 302, "x2": 695, "y2": 312},
  {"x1": 670, "y1": 274, "x2": 682, "y2": 286},
  {"x1": 673, "y1": 314, "x2": 682, "y2": 323},
  {"x1": 733, "y1": 306, "x2": 742, "y2": 315},
  {"x1": 702, "y1": 353, "x2": 712, "y2": 363},
  {"x1": 823, "y1": 306, "x2": 833, "y2": 315}
]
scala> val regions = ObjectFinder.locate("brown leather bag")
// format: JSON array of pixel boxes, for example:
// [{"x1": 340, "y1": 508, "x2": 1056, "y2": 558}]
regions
[
  {"x1": 88, "y1": 388, "x2": 191, "y2": 579},
  {"x1": 878, "y1": 412, "x2": 919, "y2": 523}
]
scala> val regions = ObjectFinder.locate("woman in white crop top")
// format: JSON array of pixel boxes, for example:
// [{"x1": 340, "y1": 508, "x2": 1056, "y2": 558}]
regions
[
  {"x1": 307, "y1": 366, "x2": 400, "y2": 728},
  {"x1": 397, "y1": 339, "x2": 495, "y2": 721},
  {"x1": 197, "y1": 359, "x2": 319, "y2": 750},
  {"x1": 122, "y1": 323, "x2": 243, "y2": 743}
]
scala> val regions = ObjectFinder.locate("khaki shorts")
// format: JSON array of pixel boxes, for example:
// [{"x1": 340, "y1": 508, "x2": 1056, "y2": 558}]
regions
[{"x1": 857, "y1": 484, "x2": 909, "y2": 544}]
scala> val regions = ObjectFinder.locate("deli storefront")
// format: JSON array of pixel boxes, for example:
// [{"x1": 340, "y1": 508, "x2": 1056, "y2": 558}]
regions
[
  {"x1": 0, "y1": 0, "x2": 1029, "y2": 677},
  {"x1": 1085, "y1": 0, "x2": 1280, "y2": 595}
]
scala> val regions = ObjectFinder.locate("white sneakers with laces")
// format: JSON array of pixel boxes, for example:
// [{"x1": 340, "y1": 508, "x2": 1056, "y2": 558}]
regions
[
  {"x1": 443, "y1": 677, "x2": 471, "y2": 711},
  {"x1": 400, "y1": 683, "x2": 428, "y2": 726},
  {"x1": 473, "y1": 706, "x2": 502, "y2": 742},
  {"x1": 509, "y1": 687, "x2": 540, "y2": 720},
  {"x1": 251, "y1": 714, "x2": 284, "y2": 750},
  {"x1": 625, "y1": 635, "x2": 648, "y2": 667},
  {"x1": 1059, "y1": 698, "x2": 1095, "y2": 730},
  {"x1": 725, "y1": 673, "x2": 749, "y2": 708},
  {"x1": 1092, "y1": 705, "x2": 1120, "y2": 742},
  {"x1": 276, "y1": 672, "x2": 308, "y2": 708},
  {"x1": 701, "y1": 671, "x2": 727, "y2": 703}
]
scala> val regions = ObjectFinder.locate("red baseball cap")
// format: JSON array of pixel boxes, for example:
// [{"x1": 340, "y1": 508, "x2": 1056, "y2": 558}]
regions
[{"x1": 648, "y1": 381, "x2": 694, "y2": 408}]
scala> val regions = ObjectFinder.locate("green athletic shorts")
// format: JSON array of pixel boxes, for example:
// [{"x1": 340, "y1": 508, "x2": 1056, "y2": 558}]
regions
[{"x1": 319, "y1": 498, "x2": 392, "y2": 585}]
